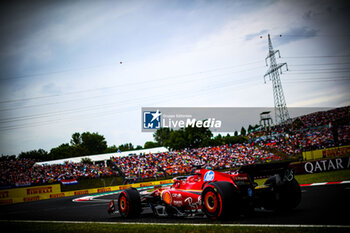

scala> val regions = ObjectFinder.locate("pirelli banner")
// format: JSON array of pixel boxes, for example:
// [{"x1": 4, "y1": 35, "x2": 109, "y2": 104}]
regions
[
  {"x1": 0, "y1": 179, "x2": 174, "y2": 205},
  {"x1": 0, "y1": 184, "x2": 61, "y2": 205},
  {"x1": 302, "y1": 145, "x2": 350, "y2": 161}
]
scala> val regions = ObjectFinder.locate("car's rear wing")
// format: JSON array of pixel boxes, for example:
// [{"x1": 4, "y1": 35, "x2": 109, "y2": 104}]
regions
[{"x1": 238, "y1": 161, "x2": 292, "y2": 179}]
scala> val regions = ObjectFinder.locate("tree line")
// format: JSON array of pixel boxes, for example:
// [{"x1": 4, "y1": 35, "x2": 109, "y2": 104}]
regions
[
  {"x1": 5, "y1": 123, "x2": 259, "y2": 162},
  {"x1": 152, "y1": 126, "x2": 249, "y2": 150},
  {"x1": 13, "y1": 132, "x2": 156, "y2": 162}
]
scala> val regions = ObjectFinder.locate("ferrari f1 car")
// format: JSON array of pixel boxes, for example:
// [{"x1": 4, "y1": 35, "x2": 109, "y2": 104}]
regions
[{"x1": 107, "y1": 162, "x2": 301, "y2": 219}]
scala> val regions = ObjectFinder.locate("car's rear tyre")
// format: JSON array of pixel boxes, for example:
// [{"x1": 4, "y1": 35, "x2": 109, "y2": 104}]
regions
[
  {"x1": 118, "y1": 188, "x2": 141, "y2": 218},
  {"x1": 201, "y1": 181, "x2": 240, "y2": 219},
  {"x1": 264, "y1": 176, "x2": 301, "y2": 210}
]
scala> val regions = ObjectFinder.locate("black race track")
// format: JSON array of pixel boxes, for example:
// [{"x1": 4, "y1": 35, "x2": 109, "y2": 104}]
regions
[{"x1": 0, "y1": 184, "x2": 349, "y2": 225}]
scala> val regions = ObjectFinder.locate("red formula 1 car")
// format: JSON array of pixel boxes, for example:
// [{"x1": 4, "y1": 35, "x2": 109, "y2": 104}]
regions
[{"x1": 108, "y1": 162, "x2": 301, "y2": 219}]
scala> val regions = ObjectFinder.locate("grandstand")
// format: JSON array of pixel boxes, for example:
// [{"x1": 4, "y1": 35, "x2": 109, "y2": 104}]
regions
[{"x1": 1, "y1": 106, "x2": 349, "y2": 189}]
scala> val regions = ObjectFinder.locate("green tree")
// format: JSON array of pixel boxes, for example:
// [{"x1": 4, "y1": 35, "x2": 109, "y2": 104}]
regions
[
  {"x1": 144, "y1": 141, "x2": 160, "y2": 149},
  {"x1": 153, "y1": 128, "x2": 172, "y2": 146},
  {"x1": 211, "y1": 134, "x2": 223, "y2": 146},
  {"x1": 222, "y1": 134, "x2": 247, "y2": 145},
  {"x1": 166, "y1": 129, "x2": 187, "y2": 150},
  {"x1": 49, "y1": 143, "x2": 72, "y2": 160},
  {"x1": 0, "y1": 155, "x2": 16, "y2": 161},
  {"x1": 48, "y1": 132, "x2": 107, "y2": 160},
  {"x1": 118, "y1": 143, "x2": 134, "y2": 151},
  {"x1": 70, "y1": 132, "x2": 82, "y2": 146},
  {"x1": 69, "y1": 145, "x2": 89, "y2": 157},
  {"x1": 80, "y1": 132, "x2": 107, "y2": 155},
  {"x1": 164, "y1": 121, "x2": 213, "y2": 150},
  {"x1": 105, "y1": 145, "x2": 119, "y2": 153},
  {"x1": 240, "y1": 127, "x2": 247, "y2": 136},
  {"x1": 248, "y1": 124, "x2": 253, "y2": 133},
  {"x1": 18, "y1": 149, "x2": 48, "y2": 161},
  {"x1": 184, "y1": 123, "x2": 212, "y2": 148}
]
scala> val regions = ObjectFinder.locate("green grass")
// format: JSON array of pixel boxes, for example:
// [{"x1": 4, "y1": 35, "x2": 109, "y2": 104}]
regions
[
  {"x1": 255, "y1": 169, "x2": 350, "y2": 186},
  {"x1": 1, "y1": 221, "x2": 348, "y2": 233}
]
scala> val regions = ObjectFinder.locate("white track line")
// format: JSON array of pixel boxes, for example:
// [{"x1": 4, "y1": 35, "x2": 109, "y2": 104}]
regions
[
  {"x1": 1, "y1": 220, "x2": 349, "y2": 228},
  {"x1": 300, "y1": 180, "x2": 350, "y2": 187},
  {"x1": 310, "y1": 182, "x2": 327, "y2": 186}
]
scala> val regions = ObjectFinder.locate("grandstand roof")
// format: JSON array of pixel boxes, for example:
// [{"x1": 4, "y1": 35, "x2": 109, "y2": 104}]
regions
[{"x1": 34, "y1": 147, "x2": 168, "y2": 166}]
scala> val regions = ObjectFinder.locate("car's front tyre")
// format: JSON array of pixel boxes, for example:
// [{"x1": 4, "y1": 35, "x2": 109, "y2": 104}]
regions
[
  {"x1": 201, "y1": 181, "x2": 240, "y2": 219},
  {"x1": 118, "y1": 188, "x2": 141, "y2": 218}
]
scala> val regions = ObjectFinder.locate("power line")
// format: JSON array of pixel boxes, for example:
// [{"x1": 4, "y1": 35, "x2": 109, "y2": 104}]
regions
[
  {"x1": 0, "y1": 64, "x2": 265, "y2": 112},
  {"x1": 284, "y1": 77, "x2": 350, "y2": 82},
  {"x1": 0, "y1": 77, "x2": 260, "y2": 131},
  {"x1": 2, "y1": 65, "x2": 348, "y2": 126},
  {"x1": 2, "y1": 55, "x2": 348, "y2": 104},
  {"x1": 2, "y1": 53, "x2": 350, "y2": 130},
  {"x1": 0, "y1": 60, "x2": 263, "y2": 104},
  {"x1": 0, "y1": 70, "x2": 261, "y2": 124},
  {"x1": 284, "y1": 79, "x2": 349, "y2": 83},
  {"x1": 290, "y1": 68, "x2": 350, "y2": 72},
  {"x1": 289, "y1": 62, "x2": 350, "y2": 66},
  {"x1": 281, "y1": 34, "x2": 350, "y2": 38},
  {"x1": 0, "y1": 62, "x2": 125, "y2": 81},
  {"x1": 285, "y1": 70, "x2": 350, "y2": 75},
  {"x1": 282, "y1": 55, "x2": 350, "y2": 59}
]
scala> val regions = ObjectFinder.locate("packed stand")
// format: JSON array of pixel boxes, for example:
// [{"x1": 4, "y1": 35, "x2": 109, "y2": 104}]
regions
[
  {"x1": 249, "y1": 106, "x2": 350, "y2": 156},
  {"x1": 2, "y1": 106, "x2": 348, "y2": 187},
  {"x1": 0, "y1": 158, "x2": 116, "y2": 188},
  {"x1": 112, "y1": 144, "x2": 280, "y2": 179}
]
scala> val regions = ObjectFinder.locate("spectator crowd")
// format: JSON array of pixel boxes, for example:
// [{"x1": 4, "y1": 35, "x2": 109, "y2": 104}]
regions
[
  {"x1": 250, "y1": 106, "x2": 350, "y2": 156},
  {"x1": 0, "y1": 159, "x2": 116, "y2": 188},
  {"x1": 112, "y1": 144, "x2": 280, "y2": 179},
  {"x1": 1, "y1": 106, "x2": 348, "y2": 188}
]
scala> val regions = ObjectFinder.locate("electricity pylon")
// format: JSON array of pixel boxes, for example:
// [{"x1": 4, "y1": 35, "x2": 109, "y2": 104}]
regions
[{"x1": 264, "y1": 34, "x2": 290, "y2": 124}]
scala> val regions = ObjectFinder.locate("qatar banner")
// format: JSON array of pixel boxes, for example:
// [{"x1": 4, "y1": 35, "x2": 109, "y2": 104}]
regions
[
  {"x1": 60, "y1": 179, "x2": 78, "y2": 185},
  {"x1": 291, "y1": 156, "x2": 350, "y2": 174}
]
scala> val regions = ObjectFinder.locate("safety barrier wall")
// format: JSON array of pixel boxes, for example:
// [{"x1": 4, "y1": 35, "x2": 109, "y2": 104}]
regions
[
  {"x1": 302, "y1": 145, "x2": 350, "y2": 161},
  {"x1": 0, "y1": 184, "x2": 61, "y2": 205},
  {"x1": 0, "y1": 179, "x2": 173, "y2": 205}
]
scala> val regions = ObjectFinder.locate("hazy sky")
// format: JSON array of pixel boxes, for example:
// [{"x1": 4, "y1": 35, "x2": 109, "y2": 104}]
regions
[{"x1": 0, "y1": 0, "x2": 349, "y2": 155}]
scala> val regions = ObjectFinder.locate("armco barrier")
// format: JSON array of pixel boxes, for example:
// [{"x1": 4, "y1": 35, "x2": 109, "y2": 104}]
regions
[
  {"x1": 0, "y1": 179, "x2": 173, "y2": 205},
  {"x1": 302, "y1": 145, "x2": 350, "y2": 161}
]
